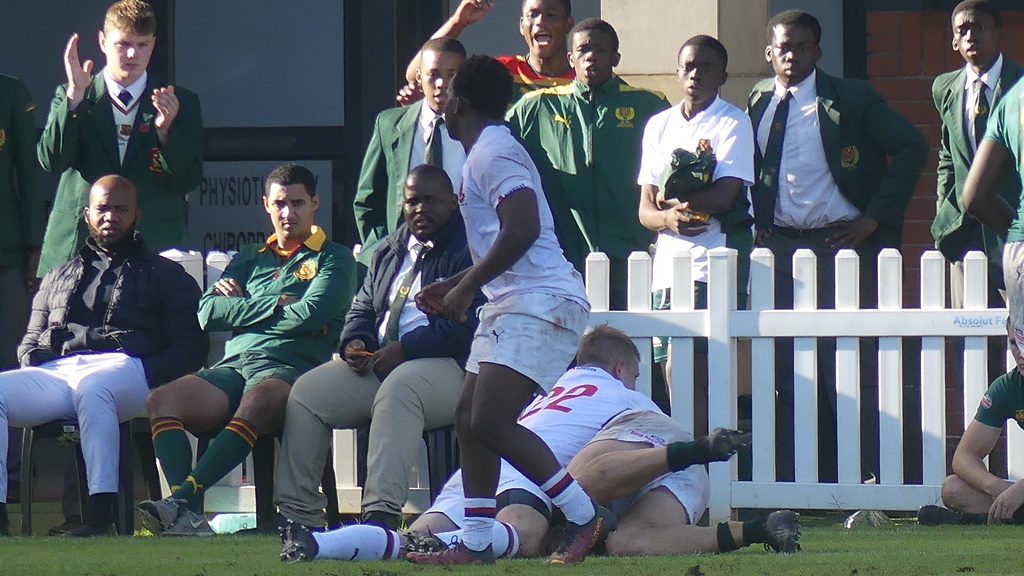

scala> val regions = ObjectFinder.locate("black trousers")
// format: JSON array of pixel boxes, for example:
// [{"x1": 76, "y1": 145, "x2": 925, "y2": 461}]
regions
[{"x1": 762, "y1": 226, "x2": 880, "y2": 483}]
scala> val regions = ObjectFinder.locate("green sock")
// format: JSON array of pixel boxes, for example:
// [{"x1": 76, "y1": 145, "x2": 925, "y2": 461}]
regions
[
  {"x1": 666, "y1": 440, "x2": 704, "y2": 471},
  {"x1": 172, "y1": 418, "x2": 258, "y2": 509},
  {"x1": 151, "y1": 417, "x2": 194, "y2": 491}
]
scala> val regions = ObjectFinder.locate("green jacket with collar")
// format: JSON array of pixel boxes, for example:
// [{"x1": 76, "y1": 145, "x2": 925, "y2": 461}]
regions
[
  {"x1": 199, "y1": 227, "x2": 356, "y2": 372},
  {"x1": 353, "y1": 101, "x2": 424, "y2": 266},
  {"x1": 747, "y1": 69, "x2": 928, "y2": 248},
  {"x1": 36, "y1": 73, "x2": 204, "y2": 277},
  {"x1": 931, "y1": 57, "x2": 1024, "y2": 276}
]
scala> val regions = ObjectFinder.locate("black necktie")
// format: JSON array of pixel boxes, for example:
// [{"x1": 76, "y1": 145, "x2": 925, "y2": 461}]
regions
[
  {"x1": 973, "y1": 79, "x2": 990, "y2": 147},
  {"x1": 424, "y1": 117, "x2": 444, "y2": 167},
  {"x1": 117, "y1": 89, "x2": 132, "y2": 106},
  {"x1": 383, "y1": 243, "x2": 430, "y2": 342},
  {"x1": 759, "y1": 90, "x2": 792, "y2": 203}
]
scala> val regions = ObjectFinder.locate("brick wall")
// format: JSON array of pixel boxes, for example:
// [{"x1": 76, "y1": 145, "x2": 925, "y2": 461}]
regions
[
  {"x1": 866, "y1": 10, "x2": 1024, "y2": 307},
  {"x1": 866, "y1": 10, "x2": 1024, "y2": 477}
]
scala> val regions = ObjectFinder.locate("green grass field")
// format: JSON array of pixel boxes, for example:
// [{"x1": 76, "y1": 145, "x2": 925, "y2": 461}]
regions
[{"x1": 2, "y1": 513, "x2": 1020, "y2": 576}]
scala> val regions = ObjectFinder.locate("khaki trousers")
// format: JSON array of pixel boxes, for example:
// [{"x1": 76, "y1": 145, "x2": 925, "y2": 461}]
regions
[{"x1": 274, "y1": 356, "x2": 464, "y2": 526}]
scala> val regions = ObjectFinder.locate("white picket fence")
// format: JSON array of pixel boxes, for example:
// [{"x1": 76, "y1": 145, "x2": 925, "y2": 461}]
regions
[
  {"x1": 164, "y1": 246, "x2": 1015, "y2": 522},
  {"x1": 586, "y1": 247, "x2": 1015, "y2": 522}
]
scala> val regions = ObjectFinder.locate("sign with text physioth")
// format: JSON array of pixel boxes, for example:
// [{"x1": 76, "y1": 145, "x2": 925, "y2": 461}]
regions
[{"x1": 186, "y1": 160, "x2": 333, "y2": 253}]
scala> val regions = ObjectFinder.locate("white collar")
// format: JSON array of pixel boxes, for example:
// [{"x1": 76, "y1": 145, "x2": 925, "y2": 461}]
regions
[
  {"x1": 103, "y1": 68, "x2": 148, "y2": 106},
  {"x1": 773, "y1": 69, "x2": 817, "y2": 105},
  {"x1": 418, "y1": 101, "x2": 444, "y2": 134},
  {"x1": 965, "y1": 53, "x2": 1004, "y2": 92},
  {"x1": 674, "y1": 95, "x2": 721, "y2": 125},
  {"x1": 406, "y1": 234, "x2": 434, "y2": 253}
]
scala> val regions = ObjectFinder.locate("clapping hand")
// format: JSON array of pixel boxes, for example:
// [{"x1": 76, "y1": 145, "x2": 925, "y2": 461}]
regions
[
  {"x1": 152, "y1": 86, "x2": 179, "y2": 142},
  {"x1": 63, "y1": 33, "x2": 93, "y2": 108}
]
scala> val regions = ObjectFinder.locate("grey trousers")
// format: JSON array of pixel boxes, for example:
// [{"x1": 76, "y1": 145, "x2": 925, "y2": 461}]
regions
[{"x1": 274, "y1": 356, "x2": 464, "y2": 526}]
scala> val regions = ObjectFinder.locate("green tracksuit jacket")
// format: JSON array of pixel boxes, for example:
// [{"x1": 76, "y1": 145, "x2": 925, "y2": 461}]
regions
[
  {"x1": 198, "y1": 227, "x2": 356, "y2": 372},
  {"x1": 507, "y1": 76, "x2": 668, "y2": 272}
]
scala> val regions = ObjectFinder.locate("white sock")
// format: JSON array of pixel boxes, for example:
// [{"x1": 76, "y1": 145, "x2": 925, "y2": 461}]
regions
[
  {"x1": 461, "y1": 497, "x2": 496, "y2": 552},
  {"x1": 434, "y1": 521, "x2": 521, "y2": 558},
  {"x1": 312, "y1": 524, "x2": 401, "y2": 561},
  {"x1": 540, "y1": 469, "x2": 595, "y2": 525}
]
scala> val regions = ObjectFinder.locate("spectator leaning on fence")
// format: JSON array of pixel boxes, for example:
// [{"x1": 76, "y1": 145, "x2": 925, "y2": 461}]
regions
[
  {"x1": 137, "y1": 163, "x2": 356, "y2": 537},
  {"x1": 746, "y1": 9, "x2": 928, "y2": 483},
  {"x1": 274, "y1": 164, "x2": 483, "y2": 532},
  {"x1": 0, "y1": 174, "x2": 207, "y2": 537},
  {"x1": 507, "y1": 18, "x2": 668, "y2": 309},
  {"x1": 36, "y1": 0, "x2": 203, "y2": 278},
  {"x1": 399, "y1": 0, "x2": 576, "y2": 106},
  {"x1": 932, "y1": 0, "x2": 1022, "y2": 399},
  {"x1": 919, "y1": 321, "x2": 1024, "y2": 526}
]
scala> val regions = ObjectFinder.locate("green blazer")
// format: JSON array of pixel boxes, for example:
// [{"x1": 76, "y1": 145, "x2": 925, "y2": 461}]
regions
[
  {"x1": 0, "y1": 74, "x2": 45, "y2": 269},
  {"x1": 931, "y1": 57, "x2": 1024, "y2": 272},
  {"x1": 36, "y1": 73, "x2": 204, "y2": 277},
  {"x1": 747, "y1": 69, "x2": 928, "y2": 248},
  {"x1": 353, "y1": 101, "x2": 424, "y2": 265}
]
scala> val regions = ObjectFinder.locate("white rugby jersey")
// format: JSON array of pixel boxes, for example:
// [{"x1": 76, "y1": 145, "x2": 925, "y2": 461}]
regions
[
  {"x1": 458, "y1": 124, "x2": 587, "y2": 308},
  {"x1": 516, "y1": 365, "x2": 663, "y2": 466}
]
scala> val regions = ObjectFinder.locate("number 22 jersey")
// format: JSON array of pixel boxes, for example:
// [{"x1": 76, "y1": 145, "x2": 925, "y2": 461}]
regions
[{"x1": 516, "y1": 365, "x2": 663, "y2": 467}]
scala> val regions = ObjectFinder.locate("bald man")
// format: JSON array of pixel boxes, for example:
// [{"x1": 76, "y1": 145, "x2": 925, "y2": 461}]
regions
[
  {"x1": 276, "y1": 164, "x2": 483, "y2": 531},
  {"x1": 0, "y1": 174, "x2": 207, "y2": 536}
]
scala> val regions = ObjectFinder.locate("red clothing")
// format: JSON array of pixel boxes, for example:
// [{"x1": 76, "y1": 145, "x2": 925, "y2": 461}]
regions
[{"x1": 497, "y1": 55, "x2": 574, "y2": 101}]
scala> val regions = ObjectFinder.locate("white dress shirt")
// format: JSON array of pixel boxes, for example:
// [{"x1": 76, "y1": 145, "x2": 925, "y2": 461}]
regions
[
  {"x1": 637, "y1": 96, "x2": 755, "y2": 287},
  {"x1": 964, "y1": 53, "x2": 1003, "y2": 153},
  {"x1": 756, "y1": 70, "x2": 861, "y2": 229},
  {"x1": 103, "y1": 69, "x2": 147, "y2": 164},
  {"x1": 378, "y1": 236, "x2": 432, "y2": 345}
]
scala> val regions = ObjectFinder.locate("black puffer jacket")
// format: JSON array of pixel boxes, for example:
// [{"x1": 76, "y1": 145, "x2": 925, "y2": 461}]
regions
[{"x1": 17, "y1": 234, "x2": 209, "y2": 387}]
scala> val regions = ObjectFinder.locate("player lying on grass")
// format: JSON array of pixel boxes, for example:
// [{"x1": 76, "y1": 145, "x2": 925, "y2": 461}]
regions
[{"x1": 278, "y1": 329, "x2": 800, "y2": 561}]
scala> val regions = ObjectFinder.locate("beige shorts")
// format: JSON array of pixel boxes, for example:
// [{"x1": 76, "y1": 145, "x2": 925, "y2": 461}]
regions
[
  {"x1": 466, "y1": 293, "x2": 589, "y2": 393},
  {"x1": 587, "y1": 409, "x2": 710, "y2": 525}
]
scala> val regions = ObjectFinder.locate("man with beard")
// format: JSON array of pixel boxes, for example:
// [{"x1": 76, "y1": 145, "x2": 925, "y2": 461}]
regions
[
  {"x1": 36, "y1": 0, "x2": 203, "y2": 277},
  {"x1": 0, "y1": 174, "x2": 207, "y2": 536}
]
